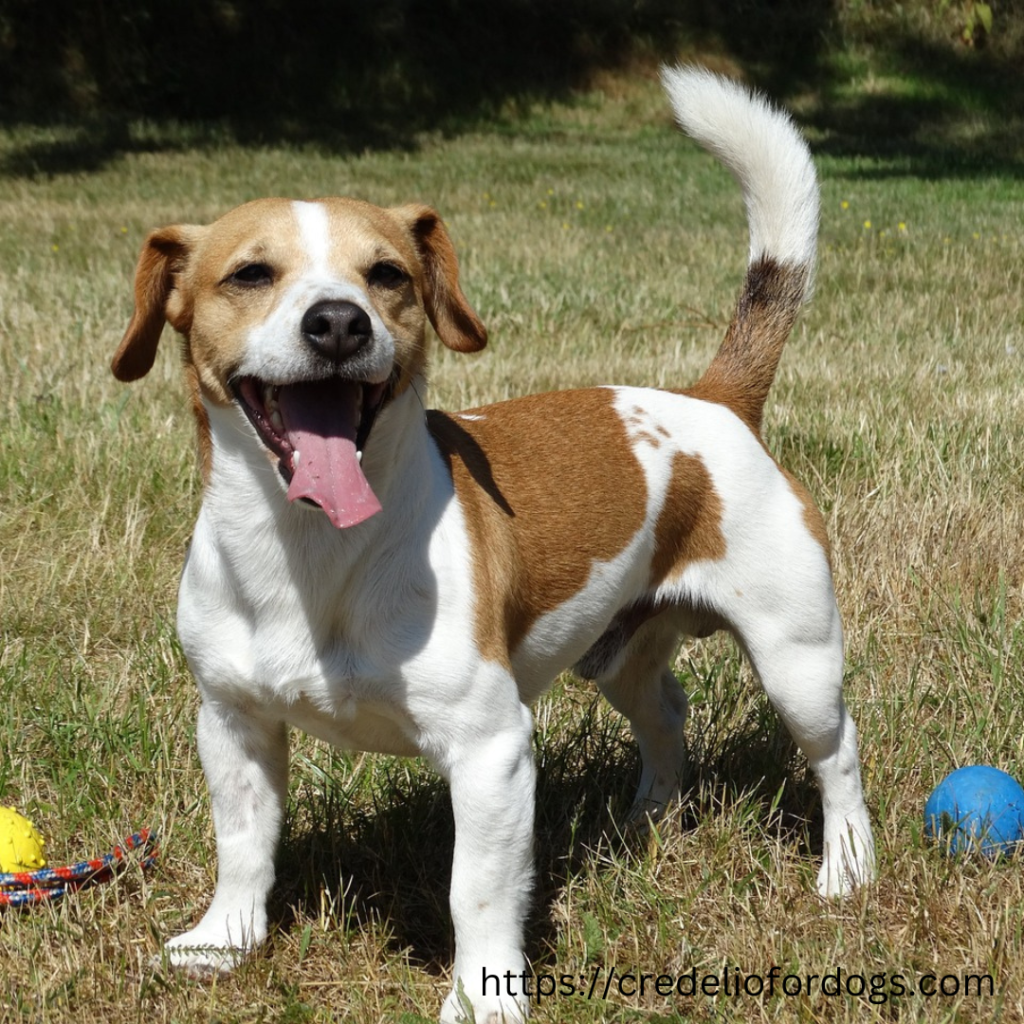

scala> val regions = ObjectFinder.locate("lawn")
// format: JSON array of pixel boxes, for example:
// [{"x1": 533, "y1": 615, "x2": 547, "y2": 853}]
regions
[{"x1": 1, "y1": 65, "x2": 1022, "y2": 1022}]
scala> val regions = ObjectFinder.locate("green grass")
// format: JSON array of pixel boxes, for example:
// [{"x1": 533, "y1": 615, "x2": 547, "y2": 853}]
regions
[{"x1": 2, "y1": 66, "x2": 1023, "y2": 1023}]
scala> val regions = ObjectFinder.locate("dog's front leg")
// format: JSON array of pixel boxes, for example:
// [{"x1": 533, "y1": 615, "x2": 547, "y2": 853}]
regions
[
  {"x1": 165, "y1": 698, "x2": 288, "y2": 973},
  {"x1": 438, "y1": 700, "x2": 535, "y2": 1024}
]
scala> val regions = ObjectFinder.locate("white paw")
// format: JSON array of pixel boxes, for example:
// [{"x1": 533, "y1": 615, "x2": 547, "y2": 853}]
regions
[
  {"x1": 159, "y1": 921, "x2": 260, "y2": 976},
  {"x1": 161, "y1": 942, "x2": 246, "y2": 976},
  {"x1": 625, "y1": 794, "x2": 677, "y2": 829},
  {"x1": 440, "y1": 981, "x2": 529, "y2": 1023},
  {"x1": 816, "y1": 820, "x2": 876, "y2": 897}
]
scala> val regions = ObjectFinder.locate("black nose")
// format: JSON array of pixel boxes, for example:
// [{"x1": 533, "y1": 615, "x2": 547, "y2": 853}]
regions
[{"x1": 300, "y1": 300, "x2": 373, "y2": 363}]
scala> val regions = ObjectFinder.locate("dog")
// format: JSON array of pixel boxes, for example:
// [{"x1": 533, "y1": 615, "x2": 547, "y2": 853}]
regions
[{"x1": 112, "y1": 67, "x2": 875, "y2": 1023}]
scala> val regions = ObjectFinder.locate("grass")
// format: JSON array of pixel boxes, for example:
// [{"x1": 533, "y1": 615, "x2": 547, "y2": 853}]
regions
[{"x1": 1, "y1": 65, "x2": 1023, "y2": 1023}]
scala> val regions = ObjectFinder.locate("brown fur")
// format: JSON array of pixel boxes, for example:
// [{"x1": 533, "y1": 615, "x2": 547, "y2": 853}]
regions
[
  {"x1": 782, "y1": 469, "x2": 833, "y2": 564},
  {"x1": 428, "y1": 389, "x2": 650, "y2": 664},
  {"x1": 649, "y1": 450, "x2": 727, "y2": 587},
  {"x1": 113, "y1": 199, "x2": 486, "y2": 483},
  {"x1": 687, "y1": 255, "x2": 808, "y2": 433},
  {"x1": 429, "y1": 388, "x2": 733, "y2": 668}
]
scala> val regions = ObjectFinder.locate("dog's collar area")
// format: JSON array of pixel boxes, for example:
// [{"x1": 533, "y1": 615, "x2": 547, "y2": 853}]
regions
[{"x1": 230, "y1": 374, "x2": 393, "y2": 528}]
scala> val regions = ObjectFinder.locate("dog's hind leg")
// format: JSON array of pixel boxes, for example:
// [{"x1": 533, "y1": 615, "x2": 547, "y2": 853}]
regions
[
  {"x1": 589, "y1": 612, "x2": 690, "y2": 821},
  {"x1": 723, "y1": 557, "x2": 876, "y2": 897}
]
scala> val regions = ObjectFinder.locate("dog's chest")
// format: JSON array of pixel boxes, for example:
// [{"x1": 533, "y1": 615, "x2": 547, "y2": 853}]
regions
[{"x1": 176, "y1": 510, "x2": 434, "y2": 755}]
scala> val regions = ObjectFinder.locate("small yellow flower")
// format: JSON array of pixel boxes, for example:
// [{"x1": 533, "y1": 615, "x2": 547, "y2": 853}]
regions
[
  {"x1": 562, "y1": 222, "x2": 569, "y2": 230},
  {"x1": 51, "y1": 244, "x2": 59, "y2": 252},
  {"x1": 973, "y1": 232, "x2": 981, "y2": 240},
  {"x1": 120, "y1": 226, "x2": 128, "y2": 234},
  {"x1": 863, "y1": 220, "x2": 871, "y2": 229},
  {"x1": 575, "y1": 200, "x2": 584, "y2": 210},
  {"x1": 547, "y1": 188, "x2": 554, "y2": 196},
  {"x1": 840, "y1": 200, "x2": 849, "y2": 210},
  {"x1": 489, "y1": 201, "x2": 496, "y2": 208},
  {"x1": 605, "y1": 225, "x2": 613, "y2": 233},
  {"x1": 897, "y1": 222, "x2": 907, "y2": 232},
  {"x1": 538, "y1": 201, "x2": 547, "y2": 209}
]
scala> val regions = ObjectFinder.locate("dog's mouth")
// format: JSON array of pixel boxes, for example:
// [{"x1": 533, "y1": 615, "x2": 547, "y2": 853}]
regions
[{"x1": 232, "y1": 375, "x2": 392, "y2": 528}]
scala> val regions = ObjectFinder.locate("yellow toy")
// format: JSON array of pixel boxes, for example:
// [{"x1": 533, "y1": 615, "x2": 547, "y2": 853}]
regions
[
  {"x1": 0, "y1": 807, "x2": 46, "y2": 872},
  {"x1": 1, "y1": 817, "x2": 156, "y2": 907}
]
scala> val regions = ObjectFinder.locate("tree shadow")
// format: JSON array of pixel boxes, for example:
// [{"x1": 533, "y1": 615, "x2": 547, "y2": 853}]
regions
[
  {"x1": 806, "y1": 31, "x2": 1024, "y2": 179},
  {"x1": 4, "y1": 3, "x2": 1018, "y2": 181},
  {"x1": 0, "y1": 0, "x2": 838, "y2": 178}
]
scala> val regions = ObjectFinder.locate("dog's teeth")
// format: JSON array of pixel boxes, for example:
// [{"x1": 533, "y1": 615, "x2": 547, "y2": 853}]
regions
[
  {"x1": 356, "y1": 450, "x2": 363, "y2": 464},
  {"x1": 293, "y1": 449, "x2": 301, "y2": 467},
  {"x1": 270, "y1": 410, "x2": 284, "y2": 433}
]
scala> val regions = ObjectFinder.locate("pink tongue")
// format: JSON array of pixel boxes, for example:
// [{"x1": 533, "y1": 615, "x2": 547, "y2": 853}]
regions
[{"x1": 277, "y1": 379, "x2": 382, "y2": 528}]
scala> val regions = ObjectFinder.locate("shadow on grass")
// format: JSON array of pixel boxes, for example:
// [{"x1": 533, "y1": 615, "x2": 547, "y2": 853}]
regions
[
  {"x1": 4, "y1": 0, "x2": 1023, "y2": 182},
  {"x1": 12, "y1": 0, "x2": 1020, "y2": 181},
  {"x1": 0, "y1": 0, "x2": 694, "y2": 179},
  {"x1": 271, "y1": 685, "x2": 821, "y2": 972},
  {"x1": 5, "y1": 37, "x2": 1022, "y2": 185},
  {"x1": 807, "y1": 33, "x2": 1024, "y2": 178}
]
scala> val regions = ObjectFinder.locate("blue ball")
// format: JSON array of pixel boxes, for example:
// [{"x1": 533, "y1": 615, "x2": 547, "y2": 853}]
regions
[{"x1": 925, "y1": 766, "x2": 1024, "y2": 857}]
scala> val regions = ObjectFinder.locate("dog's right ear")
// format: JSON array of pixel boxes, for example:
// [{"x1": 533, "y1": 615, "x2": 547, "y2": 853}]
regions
[{"x1": 111, "y1": 225, "x2": 202, "y2": 382}]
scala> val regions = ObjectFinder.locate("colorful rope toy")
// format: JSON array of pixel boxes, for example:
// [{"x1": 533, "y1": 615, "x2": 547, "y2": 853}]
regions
[{"x1": 0, "y1": 808, "x2": 158, "y2": 908}]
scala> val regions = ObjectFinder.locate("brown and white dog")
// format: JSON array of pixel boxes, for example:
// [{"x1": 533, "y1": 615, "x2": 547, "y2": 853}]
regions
[{"x1": 113, "y1": 67, "x2": 874, "y2": 1023}]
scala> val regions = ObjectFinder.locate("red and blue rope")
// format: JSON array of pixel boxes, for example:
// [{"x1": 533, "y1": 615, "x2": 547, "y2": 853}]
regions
[{"x1": 0, "y1": 828, "x2": 158, "y2": 907}]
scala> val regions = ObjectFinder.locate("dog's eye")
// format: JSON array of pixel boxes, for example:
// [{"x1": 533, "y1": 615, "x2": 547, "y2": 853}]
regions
[
  {"x1": 367, "y1": 262, "x2": 408, "y2": 289},
  {"x1": 228, "y1": 263, "x2": 274, "y2": 287}
]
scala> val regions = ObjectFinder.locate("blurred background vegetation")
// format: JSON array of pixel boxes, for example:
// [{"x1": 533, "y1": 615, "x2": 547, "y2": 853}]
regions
[{"x1": 0, "y1": 0, "x2": 1022, "y2": 171}]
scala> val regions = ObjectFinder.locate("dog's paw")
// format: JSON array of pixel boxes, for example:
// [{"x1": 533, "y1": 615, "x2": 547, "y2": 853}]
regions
[
  {"x1": 440, "y1": 982, "x2": 529, "y2": 1024},
  {"x1": 157, "y1": 928, "x2": 253, "y2": 976},
  {"x1": 624, "y1": 796, "x2": 675, "y2": 831},
  {"x1": 816, "y1": 818, "x2": 876, "y2": 898}
]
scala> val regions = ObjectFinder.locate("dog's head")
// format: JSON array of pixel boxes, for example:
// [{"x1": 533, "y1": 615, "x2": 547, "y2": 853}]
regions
[{"x1": 112, "y1": 198, "x2": 486, "y2": 527}]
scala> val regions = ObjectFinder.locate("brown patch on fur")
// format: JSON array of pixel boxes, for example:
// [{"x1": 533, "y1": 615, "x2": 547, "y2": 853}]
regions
[
  {"x1": 649, "y1": 451, "x2": 727, "y2": 587},
  {"x1": 428, "y1": 389, "x2": 648, "y2": 663},
  {"x1": 781, "y1": 468, "x2": 832, "y2": 566},
  {"x1": 687, "y1": 255, "x2": 808, "y2": 433}
]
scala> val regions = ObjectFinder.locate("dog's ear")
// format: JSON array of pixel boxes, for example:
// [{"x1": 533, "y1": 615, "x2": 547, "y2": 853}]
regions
[
  {"x1": 111, "y1": 225, "x2": 203, "y2": 382},
  {"x1": 394, "y1": 205, "x2": 488, "y2": 353}
]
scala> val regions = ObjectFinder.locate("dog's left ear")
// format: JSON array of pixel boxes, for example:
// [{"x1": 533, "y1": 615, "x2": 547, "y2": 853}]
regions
[{"x1": 394, "y1": 205, "x2": 488, "y2": 353}]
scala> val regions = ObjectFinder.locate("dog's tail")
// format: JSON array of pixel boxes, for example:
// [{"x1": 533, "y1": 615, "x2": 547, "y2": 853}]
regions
[{"x1": 661, "y1": 66, "x2": 818, "y2": 434}]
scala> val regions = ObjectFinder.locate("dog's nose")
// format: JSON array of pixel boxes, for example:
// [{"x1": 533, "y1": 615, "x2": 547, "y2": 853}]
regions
[{"x1": 301, "y1": 300, "x2": 373, "y2": 363}]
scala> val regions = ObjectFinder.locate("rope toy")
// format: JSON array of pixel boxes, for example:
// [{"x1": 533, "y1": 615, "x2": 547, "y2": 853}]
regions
[{"x1": 0, "y1": 808, "x2": 158, "y2": 908}]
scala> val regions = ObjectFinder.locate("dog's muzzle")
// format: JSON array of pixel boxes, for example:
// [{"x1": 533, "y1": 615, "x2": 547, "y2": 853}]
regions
[{"x1": 231, "y1": 300, "x2": 395, "y2": 529}]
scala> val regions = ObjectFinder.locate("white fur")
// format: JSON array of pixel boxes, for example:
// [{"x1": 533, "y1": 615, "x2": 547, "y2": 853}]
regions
[
  {"x1": 661, "y1": 64, "x2": 818, "y2": 274},
  {"x1": 155, "y1": 70, "x2": 873, "y2": 1024},
  {"x1": 240, "y1": 202, "x2": 395, "y2": 386}
]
